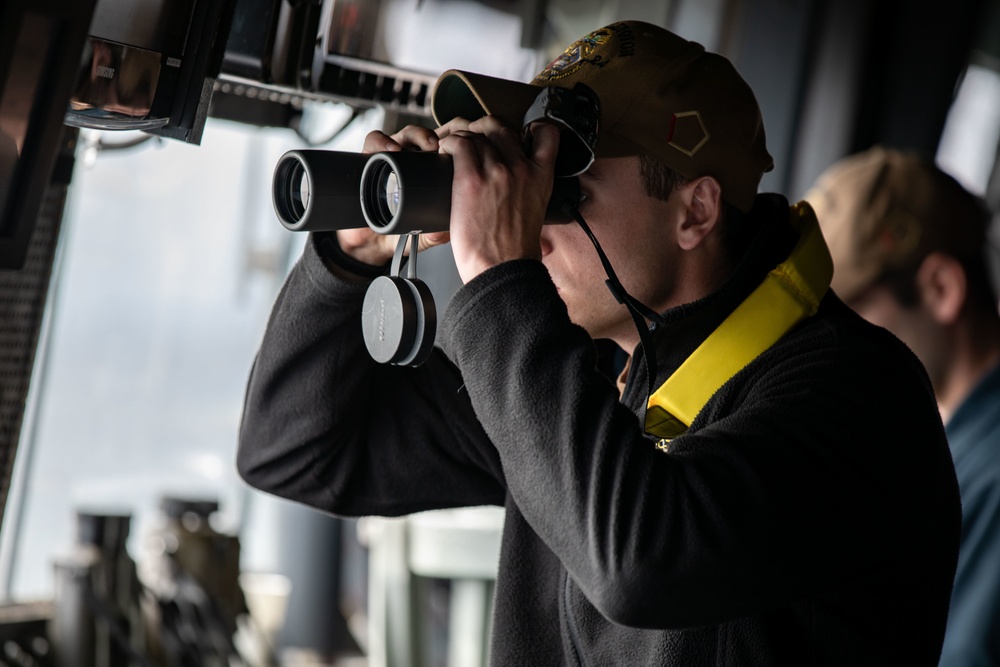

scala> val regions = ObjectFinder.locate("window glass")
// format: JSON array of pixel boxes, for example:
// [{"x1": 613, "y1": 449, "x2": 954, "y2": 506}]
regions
[
  {"x1": 1, "y1": 110, "x2": 377, "y2": 601},
  {"x1": 937, "y1": 62, "x2": 1000, "y2": 196}
]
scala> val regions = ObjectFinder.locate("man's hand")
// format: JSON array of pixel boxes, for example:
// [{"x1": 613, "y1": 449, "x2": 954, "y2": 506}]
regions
[
  {"x1": 438, "y1": 116, "x2": 561, "y2": 284},
  {"x1": 336, "y1": 121, "x2": 469, "y2": 266}
]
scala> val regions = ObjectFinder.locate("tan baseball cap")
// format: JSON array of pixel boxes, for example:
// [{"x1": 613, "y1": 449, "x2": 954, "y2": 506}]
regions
[
  {"x1": 805, "y1": 146, "x2": 989, "y2": 303},
  {"x1": 431, "y1": 20, "x2": 773, "y2": 213}
]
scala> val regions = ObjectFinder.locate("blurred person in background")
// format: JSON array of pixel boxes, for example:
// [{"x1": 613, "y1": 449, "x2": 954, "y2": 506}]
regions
[{"x1": 808, "y1": 146, "x2": 1000, "y2": 667}]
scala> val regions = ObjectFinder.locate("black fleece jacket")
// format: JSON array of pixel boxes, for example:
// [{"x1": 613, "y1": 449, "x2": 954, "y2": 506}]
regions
[{"x1": 238, "y1": 195, "x2": 961, "y2": 666}]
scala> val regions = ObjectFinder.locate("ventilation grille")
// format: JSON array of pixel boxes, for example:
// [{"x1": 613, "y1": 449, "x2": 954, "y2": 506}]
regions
[
  {"x1": 216, "y1": 53, "x2": 437, "y2": 119},
  {"x1": 0, "y1": 138, "x2": 71, "y2": 532}
]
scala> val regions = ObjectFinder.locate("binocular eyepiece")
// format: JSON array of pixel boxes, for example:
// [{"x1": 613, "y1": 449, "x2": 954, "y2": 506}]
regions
[{"x1": 272, "y1": 82, "x2": 601, "y2": 237}]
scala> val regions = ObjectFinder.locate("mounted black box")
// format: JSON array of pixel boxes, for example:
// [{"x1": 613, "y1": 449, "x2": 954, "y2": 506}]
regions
[{"x1": 65, "y1": 0, "x2": 237, "y2": 145}]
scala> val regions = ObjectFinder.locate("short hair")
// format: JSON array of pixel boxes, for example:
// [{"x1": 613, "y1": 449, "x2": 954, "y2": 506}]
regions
[
  {"x1": 877, "y1": 249, "x2": 998, "y2": 315},
  {"x1": 638, "y1": 154, "x2": 756, "y2": 266},
  {"x1": 809, "y1": 147, "x2": 998, "y2": 314}
]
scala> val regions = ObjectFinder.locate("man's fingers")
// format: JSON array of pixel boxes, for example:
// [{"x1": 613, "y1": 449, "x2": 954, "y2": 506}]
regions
[
  {"x1": 467, "y1": 116, "x2": 560, "y2": 177},
  {"x1": 419, "y1": 231, "x2": 451, "y2": 251},
  {"x1": 362, "y1": 130, "x2": 400, "y2": 154},
  {"x1": 527, "y1": 122, "x2": 561, "y2": 172},
  {"x1": 392, "y1": 125, "x2": 441, "y2": 152},
  {"x1": 467, "y1": 115, "x2": 507, "y2": 135},
  {"x1": 439, "y1": 130, "x2": 489, "y2": 175},
  {"x1": 364, "y1": 126, "x2": 441, "y2": 155},
  {"x1": 470, "y1": 116, "x2": 529, "y2": 166},
  {"x1": 435, "y1": 117, "x2": 473, "y2": 139}
]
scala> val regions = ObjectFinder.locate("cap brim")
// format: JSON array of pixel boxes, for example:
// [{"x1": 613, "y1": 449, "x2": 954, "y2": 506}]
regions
[
  {"x1": 432, "y1": 70, "x2": 543, "y2": 130},
  {"x1": 433, "y1": 70, "x2": 655, "y2": 163}
]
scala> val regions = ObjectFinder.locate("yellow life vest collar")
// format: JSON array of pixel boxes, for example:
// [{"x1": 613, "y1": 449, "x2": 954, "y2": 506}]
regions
[{"x1": 644, "y1": 201, "x2": 833, "y2": 441}]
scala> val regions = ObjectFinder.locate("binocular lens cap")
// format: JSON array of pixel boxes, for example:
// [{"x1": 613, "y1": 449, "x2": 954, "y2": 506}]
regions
[{"x1": 362, "y1": 276, "x2": 418, "y2": 364}]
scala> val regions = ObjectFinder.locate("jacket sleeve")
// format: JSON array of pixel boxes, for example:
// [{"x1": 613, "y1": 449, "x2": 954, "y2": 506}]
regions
[
  {"x1": 440, "y1": 258, "x2": 959, "y2": 630},
  {"x1": 237, "y1": 234, "x2": 506, "y2": 517},
  {"x1": 938, "y1": 463, "x2": 1000, "y2": 667}
]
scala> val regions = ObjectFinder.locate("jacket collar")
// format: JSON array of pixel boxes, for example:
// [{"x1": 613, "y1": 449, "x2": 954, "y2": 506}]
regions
[{"x1": 620, "y1": 193, "x2": 798, "y2": 416}]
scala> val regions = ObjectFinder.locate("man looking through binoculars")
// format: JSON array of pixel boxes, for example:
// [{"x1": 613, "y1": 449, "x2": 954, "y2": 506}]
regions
[{"x1": 239, "y1": 20, "x2": 961, "y2": 666}]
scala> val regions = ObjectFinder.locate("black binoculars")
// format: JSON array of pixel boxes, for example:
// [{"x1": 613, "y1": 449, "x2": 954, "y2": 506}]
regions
[
  {"x1": 270, "y1": 83, "x2": 600, "y2": 367},
  {"x1": 271, "y1": 83, "x2": 600, "y2": 235}
]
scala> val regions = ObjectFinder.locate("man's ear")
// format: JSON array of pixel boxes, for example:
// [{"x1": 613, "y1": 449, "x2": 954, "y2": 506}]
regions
[
  {"x1": 916, "y1": 252, "x2": 967, "y2": 325},
  {"x1": 677, "y1": 176, "x2": 723, "y2": 251}
]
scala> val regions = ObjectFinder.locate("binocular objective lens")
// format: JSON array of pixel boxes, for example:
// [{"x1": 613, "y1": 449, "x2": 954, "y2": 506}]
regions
[
  {"x1": 274, "y1": 157, "x2": 310, "y2": 224},
  {"x1": 295, "y1": 168, "x2": 310, "y2": 212},
  {"x1": 381, "y1": 170, "x2": 400, "y2": 218}
]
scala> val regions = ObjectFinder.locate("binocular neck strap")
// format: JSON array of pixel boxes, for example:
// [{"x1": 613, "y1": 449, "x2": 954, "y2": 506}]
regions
[
  {"x1": 568, "y1": 207, "x2": 664, "y2": 400},
  {"x1": 391, "y1": 233, "x2": 421, "y2": 279},
  {"x1": 570, "y1": 201, "x2": 833, "y2": 446},
  {"x1": 644, "y1": 201, "x2": 833, "y2": 442}
]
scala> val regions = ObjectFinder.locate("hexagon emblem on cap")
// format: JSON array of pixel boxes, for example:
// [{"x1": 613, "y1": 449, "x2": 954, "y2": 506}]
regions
[{"x1": 667, "y1": 111, "x2": 709, "y2": 157}]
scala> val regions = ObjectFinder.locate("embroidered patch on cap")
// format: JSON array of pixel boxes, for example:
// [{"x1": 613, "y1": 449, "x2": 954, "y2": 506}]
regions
[{"x1": 534, "y1": 22, "x2": 635, "y2": 82}]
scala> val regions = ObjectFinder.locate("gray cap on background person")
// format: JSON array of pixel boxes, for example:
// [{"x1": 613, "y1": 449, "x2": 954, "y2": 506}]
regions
[{"x1": 805, "y1": 146, "x2": 990, "y2": 303}]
